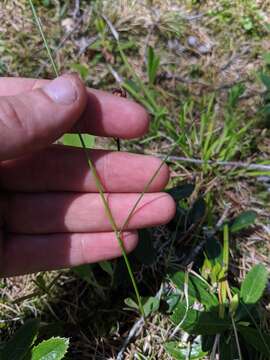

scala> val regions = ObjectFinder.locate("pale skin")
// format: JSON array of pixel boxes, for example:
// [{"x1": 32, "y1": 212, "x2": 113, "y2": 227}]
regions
[{"x1": 0, "y1": 74, "x2": 176, "y2": 277}]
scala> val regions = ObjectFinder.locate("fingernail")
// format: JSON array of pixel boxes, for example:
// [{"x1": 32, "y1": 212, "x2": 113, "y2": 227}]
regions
[{"x1": 43, "y1": 76, "x2": 78, "y2": 105}]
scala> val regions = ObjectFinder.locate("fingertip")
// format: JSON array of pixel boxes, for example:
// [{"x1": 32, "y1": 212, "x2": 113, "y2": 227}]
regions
[
  {"x1": 81, "y1": 89, "x2": 150, "y2": 139},
  {"x1": 165, "y1": 193, "x2": 177, "y2": 223},
  {"x1": 156, "y1": 193, "x2": 177, "y2": 225},
  {"x1": 60, "y1": 73, "x2": 88, "y2": 112},
  {"x1": 122, "y1": 101, "x2": 150, "y2": 139},
  {"x1": 147, "y1": 156, "x2": 170, "y2": 190},
  {"x1": 120, "y1": 231, "x2": 139, "y2": 254}
]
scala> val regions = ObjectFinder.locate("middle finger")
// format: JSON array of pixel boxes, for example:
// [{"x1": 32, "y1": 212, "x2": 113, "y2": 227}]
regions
[{"x1": 5, "y1": 192, "x2": 176, "y2": 234}]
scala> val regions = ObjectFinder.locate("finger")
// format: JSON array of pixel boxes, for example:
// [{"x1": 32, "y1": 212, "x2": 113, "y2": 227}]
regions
[
  {"x1": 0, "y1": 77, "x2": 149, "y2": 139},
  {"x1": 0, "y1": 75, "x2": 87, "y2": 160},
  {"x1": 5, "y1": 193, "x2": 176, "y2": 234},
  {"x1": 0, "y1": 146, "x2": 169, "y2": 193},
  {"x1": 2, "y1": 231, "x2": 138, "y2": 276}
]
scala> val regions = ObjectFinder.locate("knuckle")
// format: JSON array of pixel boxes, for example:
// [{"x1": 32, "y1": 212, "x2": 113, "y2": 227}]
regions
[{"x1": 0, "y1": 98, "x2": 26, "y2": 132}]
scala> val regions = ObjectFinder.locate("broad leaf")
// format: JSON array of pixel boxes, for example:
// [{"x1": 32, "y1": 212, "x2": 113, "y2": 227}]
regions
[
  {"x1": 31, "y1": 337, "x2": 69, "y2": 360},
  {"x1": 240, "y1": 264, "x2": 268, "y2": 304},
  {"x1": 171, "y1": 302, "x2": 230, "y2": 335},
  {"x1": 165, "y1": 293, "x2": 181, "y2": 313},
  {"x1": 263, "y1": 52, "x2": 270, "y2": 65},
  {"x1": 142, "y1": 296, "x2": 160, "y2": 317},
  {"x1": 0, "y1": 319, "x2": 39, "y2": 360},
  {"x1": 170, "y1": 271, "x2": 218, "y2": 309},
  {"x1": 164, "y1": 341, "x2": 207, "y2": 359},
  {"x1": 69, "y1": 63, "x2": 89, "y2": 80},
  {"x1": 260, "y1": 73, "x2": 270, "y2": 90},
  {"x1": 99, "y1": 261, "x2": 114, "y2": 278},
  {"x1": 238, "y1": 326, "x2": 270, "y2": 358},
  {"x1": 166, "y1": 183, "x2": 195, "y2": 202},
  {"x1": 230, "y1": 211, "x2": 256, "y2": 233}
]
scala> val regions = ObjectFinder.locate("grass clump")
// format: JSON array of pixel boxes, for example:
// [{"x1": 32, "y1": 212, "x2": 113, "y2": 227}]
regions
[{"x1": 0, "y1": 0, "x2": 270, "y2": 359}]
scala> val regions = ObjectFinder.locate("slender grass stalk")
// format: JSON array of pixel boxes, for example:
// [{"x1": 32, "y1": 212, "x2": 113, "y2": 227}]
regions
[
  {"x1": 28, "y1": 1, "x2": 58, "y2": 76},
  {"x1": 231, "y1": 314, "x2": 243, "y2": 360},
  {"x1": 120, "y1": 144, "x2": 178, "y2": 233},
  {"x1": 218, "y1": 224, "x2": 229, "y2": 319},
  {"x1": 117, "y1": 43, "x2": 158, "y2": 114},
  {"x1": 28, "y1": 0, "x2": 145, "y2": 316}
]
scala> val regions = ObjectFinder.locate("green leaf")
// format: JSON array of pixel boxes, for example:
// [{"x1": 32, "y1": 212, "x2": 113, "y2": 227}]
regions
[
  {"x1": 263, "y1": 52, "x2": 270, "y2": 65},
  {"x1": 125, "y1": 296, "x2": 160, "y2": 317},
  {"x1": 164, "y1": 341, "x2": 207, "y2": 359},
  {"x1": 219, "y1": 333, "x2": 239, "y2": 360},
  {"x1": 147, "y1": 46, "x2": 160, "y2": 85},
  {"x1": 124, "y1": 297, "x2": 139, "y2": 310},
  {"x1": 69, "y1": 63, "x2": 89, "y2": 80},
  {"x1": 230, "y1": 211, "x2": 256, "y2": 233},
  {"x1": 98, "y1": 261, "x2": 114, "y2": 278},
  {"x1": 31, "y1": 337, "x2": 69, "y2": 360},
  {"x1": 240, "y1": 264, "x2": 268, "y2": 304},
  {"x1": 238, "y1": 326, "x2": 270, "y2": 357},
  {"x1": 166, "y1": 183, "x2": 195, "y2": 202},
  {"x1": 227, "y1": 83, "x2": 245, "y2": 108},
  {"x1": 62, "y1": 134, "x2": 94, "y2": 148},
  {"x1": 261, "y1": 73, "x2": 270, "y2": 90},
  {"x1": 142, "y1": 296, "x2": 160, "y2": 317},
  {"x1": 171, "y1": 302, "x2": 230, "y2": 335},
  {"x1": 170, "y1": 271, "x2": 218, "y2": 309},
  {"x1": 165, "y1": 293, "x2": 181, "y2": 313},
  {"x1": 0, "y1": 319, "x2": 39, "y2": 360}
]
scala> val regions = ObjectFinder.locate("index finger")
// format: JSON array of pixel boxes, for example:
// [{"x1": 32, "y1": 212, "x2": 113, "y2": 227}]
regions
[{"x1": 0, "y1": 77, "x2": 149, "y2": 139}]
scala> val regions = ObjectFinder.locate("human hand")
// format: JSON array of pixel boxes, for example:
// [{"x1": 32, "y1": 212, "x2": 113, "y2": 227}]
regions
[{"x1": 0, "y1": 74, "x2": 175, "y2": 276}]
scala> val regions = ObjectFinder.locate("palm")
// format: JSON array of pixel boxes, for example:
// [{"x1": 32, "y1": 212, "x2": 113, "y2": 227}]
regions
[{"x1": 0, "y1": 78, "x2": 174, "y2": 277}]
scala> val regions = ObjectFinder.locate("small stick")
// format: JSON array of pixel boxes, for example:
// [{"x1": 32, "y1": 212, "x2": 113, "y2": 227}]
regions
[
  {"x1": 152, "y1": 153, "x2": 270, "y2": 172},
  {"x1": 116, "y1": 316, "x2": 145, "y2": 360}
]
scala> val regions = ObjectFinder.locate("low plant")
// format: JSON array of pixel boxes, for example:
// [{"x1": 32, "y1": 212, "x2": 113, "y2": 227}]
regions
[
  {"x1": 0, "y1": 319, "x2": 69, "y2": 360},
  {"x1": 164, "y1": 210, "x2": 269, "y2": 360}
]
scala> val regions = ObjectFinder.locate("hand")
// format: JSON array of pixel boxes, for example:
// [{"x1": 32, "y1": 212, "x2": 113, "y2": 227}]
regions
[{"x1": 0, "y1": 74, "x2": 175, "y2": 277}]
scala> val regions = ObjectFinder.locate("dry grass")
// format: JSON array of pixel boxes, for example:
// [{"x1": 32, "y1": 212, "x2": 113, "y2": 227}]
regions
[{"x1": 1, "y1": 0, "x2": 270, "y2": 358}]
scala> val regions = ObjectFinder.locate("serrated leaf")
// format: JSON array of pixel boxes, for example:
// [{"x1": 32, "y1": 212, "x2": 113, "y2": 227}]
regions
[
  {"x1": 166, "y1": 183, "x2": 194, "y2": 202},
  {"x1": 230, "y1": 211, "x2": 256, "y2": 233},
  {"x1": 240, "y1": 264, "x2": 268, "y2": 304},
  {"x1": 171, "y1": 302, "x2": 230, "y2": 335},
  {"x1": 170, "y1": 271, "x2": 218, "y2": 309},
  {"x1": 238, "y1": 326, "x2": 270, "y2": 357},
  {"x1": 31, "y1": 337, "x2": 69, "y2": 360},
  {"x1": 0, "y1": 319, "x2": 39, "y2": 360}
]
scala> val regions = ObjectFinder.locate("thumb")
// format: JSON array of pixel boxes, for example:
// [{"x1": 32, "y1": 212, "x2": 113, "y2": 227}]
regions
[{"x1": 0, "y1": 74, "x2": 87, "y2": 161}]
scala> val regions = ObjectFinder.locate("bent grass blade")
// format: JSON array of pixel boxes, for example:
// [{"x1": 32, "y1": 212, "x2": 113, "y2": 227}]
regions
[
  {"x1": 28, "y1": 0, "x2": 177, "y2": 318},
  {"x1": 28, "y1": 0, "x2": 146, "y2": 316}
]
